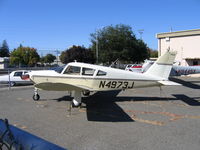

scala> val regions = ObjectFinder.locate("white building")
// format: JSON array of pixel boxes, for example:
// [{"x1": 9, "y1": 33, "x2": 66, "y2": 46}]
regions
[
  {"x1": 0, "y1": 57, "x2": 9, "y2": 69},
  {"x1": 157, "y1": 29, "x2": 200, "y2": 66}
]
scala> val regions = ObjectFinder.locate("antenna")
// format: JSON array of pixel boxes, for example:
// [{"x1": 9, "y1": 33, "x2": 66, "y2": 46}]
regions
[
  {"x1": 170, "y1": 27, "x2": 173, "y2": 32},
  {"x1": 138, "y1": 29, "x2": 144, "y2": 39}
]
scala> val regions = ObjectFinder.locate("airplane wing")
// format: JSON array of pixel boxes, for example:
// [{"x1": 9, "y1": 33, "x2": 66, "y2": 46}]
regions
[
  {"x1": 35, "y1": 82, "x2": 95, "y2": 91},
  {"x1": 158, "y1": 80, "x2": 181, "y2": 86}
]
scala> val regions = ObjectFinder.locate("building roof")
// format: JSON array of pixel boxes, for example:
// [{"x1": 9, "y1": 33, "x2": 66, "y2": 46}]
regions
[{"x1": 156, "y1": 29, "x2": 200, "y2": 39}]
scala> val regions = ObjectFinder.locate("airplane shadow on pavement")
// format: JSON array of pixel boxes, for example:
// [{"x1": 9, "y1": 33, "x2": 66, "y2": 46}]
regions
[
  {"x1": 173, "y1": 94, "x2": 200, "y2": 106},
  {"x1": 169, "y1": 77, "x2": 200, "y2": 89},
  {"x1": 82, "y1": 91, "x2": 200, "y2": 122},
  {"x1": 83, "y1": 90, "x2": 134, "y2": 122},
  {"x1": 51, "y1": 91, "x2": 200, "y2": 122},
  {"x1": 56, "y1": 96, "x2": 73, "y2": 102}
]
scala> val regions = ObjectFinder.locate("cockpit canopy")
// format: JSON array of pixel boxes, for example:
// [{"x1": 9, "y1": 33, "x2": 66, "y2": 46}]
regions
[{"x1": 62, "y1": 64, "x2": 107, "y2": 76}]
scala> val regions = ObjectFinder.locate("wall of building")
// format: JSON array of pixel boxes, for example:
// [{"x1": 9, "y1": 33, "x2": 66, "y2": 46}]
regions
[
  {"x1": 157, "y1": 30, "x2": 200, "y2": 66},
  {"x1": 0, "y1": 57, "x2": 9, "y2": 69}
]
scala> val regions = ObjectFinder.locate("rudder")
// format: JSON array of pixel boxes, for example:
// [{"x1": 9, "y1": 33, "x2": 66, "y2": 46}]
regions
[{"x1": 144, "y1": 51, "x2": 177, "y2": 79}]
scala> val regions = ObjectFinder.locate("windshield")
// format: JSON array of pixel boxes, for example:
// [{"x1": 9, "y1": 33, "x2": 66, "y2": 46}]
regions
[{"x1": 50, "y1": 65, "x2": 66, "y2": 73}]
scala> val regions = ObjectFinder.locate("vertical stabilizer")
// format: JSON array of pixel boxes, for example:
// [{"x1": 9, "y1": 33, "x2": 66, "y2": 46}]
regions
[{"x1": 144, "y1": 51, "x2": 177, "y2": 79}]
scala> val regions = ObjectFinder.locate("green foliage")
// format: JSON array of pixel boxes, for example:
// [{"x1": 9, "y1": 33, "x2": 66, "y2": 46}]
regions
[
  {"x1": 60, "y1": 45, "x2": 95, "y2": 64},
  {"x1": 10, "y1": 46, "x2": 40, "y2": 67},
  {"x1": 0, "y1": 40, "x2": 10, "y2": 57},
  {"x1": 40, "y1": 54, "x2": 56, "y2": 64},
  {"x1": 149, "y1": 48, "x2": 158, "y2": 58},
  {"x1": 90, "y1": 24, "x2": 149, "y2": 64}
]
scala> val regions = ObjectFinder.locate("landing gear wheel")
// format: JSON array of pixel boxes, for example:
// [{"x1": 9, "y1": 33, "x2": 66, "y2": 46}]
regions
[
  {"x1": 10, "y1": 81, "x2": 15, "y2": 86},
  {"x1": 72, "y1": 99, "x2": 81, "y2": 107},
  {"x1": 33, "y1": 94, "x2": 40, "y2": 101}
]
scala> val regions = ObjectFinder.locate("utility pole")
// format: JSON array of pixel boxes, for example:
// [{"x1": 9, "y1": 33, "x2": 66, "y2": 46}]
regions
[
  {"x1": 170, "y1": 27, "x2": 173, "y2": 32},
  {"x1": 138, "y1": 29, "x2": 144, "y2": 40},
  {"x1": 96, "y1": 33, "x2": 98, "y2": 64},
  {"x1": 54, "y1": 50, "x2": 60, "y2": 65}
]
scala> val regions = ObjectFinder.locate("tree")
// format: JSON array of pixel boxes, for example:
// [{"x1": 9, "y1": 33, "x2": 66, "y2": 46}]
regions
[
  {"x1": 10, "y1": 46, "x2": 40, "y2": 67},
  {"x1": 90, "y1": 24, "x2": 149, "y2": 64},
  {"x1": 149, "y1": 48, "x2": 158, "y2": 58},
  {"x1": 60, "y1": 45, "x2": 95, "y2": 64},
  {"x1": 0, "y1": 40, "x2": 10, "y2": 57},
  {"x1": 41, "y1": 54, "x2": 56, "y2": 64}
]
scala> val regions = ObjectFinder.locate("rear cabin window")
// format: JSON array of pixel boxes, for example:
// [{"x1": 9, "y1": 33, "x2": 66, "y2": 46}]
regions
[
  {"x1": 14, "y1": 72, "x2": 23, "y2": 77},
  {"x1": 97, "y1": 70, "x2": 107, "y2": 76},
  {"x1": 82, "y1": 67, "x2": 95, "y2": 76},
  {"x1": 64, "y1": 66, "x2": 81, "y2": 75}
]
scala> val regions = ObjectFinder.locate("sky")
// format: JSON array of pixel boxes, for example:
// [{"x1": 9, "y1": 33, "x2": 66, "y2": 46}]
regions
[{"x1": 0, "y1": 0, "x2": 200, "y2": 55}]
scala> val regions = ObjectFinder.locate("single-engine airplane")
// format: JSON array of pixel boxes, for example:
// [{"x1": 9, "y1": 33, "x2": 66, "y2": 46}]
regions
[{"x1": 23, "y1": 51, "x2": 179, "y2": 107}]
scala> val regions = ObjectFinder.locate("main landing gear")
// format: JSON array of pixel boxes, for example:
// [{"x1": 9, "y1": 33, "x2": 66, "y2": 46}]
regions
[{"x1": 71, "y1": 90, "x2": 82, "y2": 107}]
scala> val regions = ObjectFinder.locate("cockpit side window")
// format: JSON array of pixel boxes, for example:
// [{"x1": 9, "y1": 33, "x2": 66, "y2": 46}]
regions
[
  {"x1": 63, "y1": 66, "x2": 81, "y2": 75},
  {"x1": 82, "y1": 67, "x2": 95, "y2": 76},
  {"x1": 97, "y1": 70, "x2": 107, "y2": 76}
]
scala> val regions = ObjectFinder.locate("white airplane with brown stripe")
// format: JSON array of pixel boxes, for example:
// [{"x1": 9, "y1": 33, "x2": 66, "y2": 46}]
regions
[{"x1": 24, "y1": 51, "x2": 179, "y2": 107}]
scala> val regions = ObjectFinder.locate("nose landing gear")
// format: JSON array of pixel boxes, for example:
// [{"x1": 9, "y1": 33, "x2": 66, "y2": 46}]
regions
[{"x1": 33, "y1": 88, "x2": 40, "y2": 101}]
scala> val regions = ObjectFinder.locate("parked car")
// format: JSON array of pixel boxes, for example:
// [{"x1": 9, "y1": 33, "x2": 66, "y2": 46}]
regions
[
  {"x1": 125, "y1": 64, "x2": 143, "y2": 73},
  {"x1": 0, "y1": 70, "x2": 32, "y2": 86}
]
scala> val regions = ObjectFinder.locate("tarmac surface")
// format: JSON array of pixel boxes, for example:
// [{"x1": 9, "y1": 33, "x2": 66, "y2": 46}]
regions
[{"x1": 0, "y1": 76, "x2": 200, "y2": 150}]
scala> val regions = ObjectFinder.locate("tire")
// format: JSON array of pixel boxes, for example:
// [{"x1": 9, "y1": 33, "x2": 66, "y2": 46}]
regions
[
  {"x1": 72, "y1": 100, "x2": 81, "y2": 107},
  {"x1": 10, "y1": 81, "x2": 15, "y2": 86},
  {"x1": 33, "y1": 94, "x2": 40, "y2": 101}
]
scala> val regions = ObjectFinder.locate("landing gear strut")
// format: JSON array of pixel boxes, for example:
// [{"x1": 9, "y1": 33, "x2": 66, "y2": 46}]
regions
[
  {"x1": 67, "y1": 90, "x2": 82, "y2": 115},
  {"x1": 71, "y1": 90, "x2": 82, "y2": 107},
  {"x1": 33, "y1": 88, "x2": 40, "y2": 101},
  {"x1": 82, "y1": 90, "x2": 90, "y2": 96}
]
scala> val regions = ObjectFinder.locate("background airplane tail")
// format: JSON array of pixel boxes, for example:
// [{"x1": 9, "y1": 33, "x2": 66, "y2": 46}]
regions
[{"x1": 144, "y1": 51, "x2": 177, "y2": 79}]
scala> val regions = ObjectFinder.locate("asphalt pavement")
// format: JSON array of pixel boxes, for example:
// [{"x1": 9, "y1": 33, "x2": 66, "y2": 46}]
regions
[{"x1": 0, "y1": 76, "x2": 200, "y2": 150}]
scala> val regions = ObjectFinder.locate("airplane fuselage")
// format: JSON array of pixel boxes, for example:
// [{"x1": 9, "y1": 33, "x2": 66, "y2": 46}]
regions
[{"x1": 29, "y1": 62, "x2": 163, "y2": 92}]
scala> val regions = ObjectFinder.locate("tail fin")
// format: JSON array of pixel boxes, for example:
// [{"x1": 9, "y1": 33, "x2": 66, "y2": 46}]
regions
[{"x1": 144, "y1": 51, "x2": 177, "y2": 79}]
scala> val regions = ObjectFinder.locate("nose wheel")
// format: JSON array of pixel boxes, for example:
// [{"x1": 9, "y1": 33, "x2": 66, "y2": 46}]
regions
[
  {"x1": 33, "y1": 88, "x2": 40, "y2": 101},
  {"x1": 33, "y1": 94, "x2": 40, "y2": 101}
]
